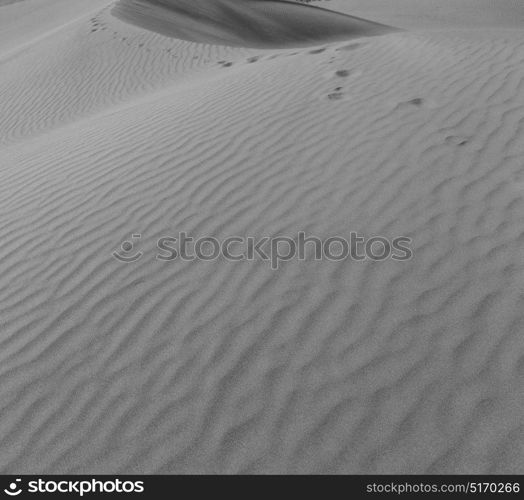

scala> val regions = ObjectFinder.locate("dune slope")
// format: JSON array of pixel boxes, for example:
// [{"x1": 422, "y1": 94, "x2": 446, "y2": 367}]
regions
[
  {"x1": 112, "y1": 0, "x2": 398, "y2": 48},
  {"x1": 0, "y1": 0, "x2": 111, "y2": 55},
  {"x1": 306, "y1": 0, "x2": 524, "y2": 31}
]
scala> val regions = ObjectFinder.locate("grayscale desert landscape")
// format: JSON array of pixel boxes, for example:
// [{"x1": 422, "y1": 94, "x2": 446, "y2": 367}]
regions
[{"x1": 0, "y1": 0, "x2": 524, "y2": 474}]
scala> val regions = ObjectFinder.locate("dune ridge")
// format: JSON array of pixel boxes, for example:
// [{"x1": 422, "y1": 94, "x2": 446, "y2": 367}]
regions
[
  {"x1": 302, "y1": 0, "x2": 524, "y2": 31},
  {"x1": 112, "y1": 0, "x2": 398, "y2": 48}
]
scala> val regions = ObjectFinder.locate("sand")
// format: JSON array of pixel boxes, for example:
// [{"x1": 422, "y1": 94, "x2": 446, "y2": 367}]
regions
[{"x1": 0, "y1": 0, "x2": 523, "y2": 474}]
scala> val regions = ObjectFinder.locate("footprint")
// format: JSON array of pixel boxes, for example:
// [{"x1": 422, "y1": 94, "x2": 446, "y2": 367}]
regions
[
  {"x1": 309, "y1": 48, "x2": 326, "y2": 54},
  {"x1": 407, "y1": 98, "x2": 425, "y2": 107},
  {"x1": 327, "y1": 92, "x2": 344, "y2": 101},
  {"x1": 247, "y1": 56, "x2": 260, "y2": 63},
  {"x1": 445, "y1": 135, "x2": 469, "y2": 146},
  {"x1": 395, "y1": 98, "x2": 427, "y2": 111},
  {"x1": 337, "y1": 43, "x2": 362, "y2": 52},
  {"x1": 221, "y1": 62, "x2": 233, "y2": 68},
  {"x1": 335, "y1": 69, "x2": 351, "y2": 78}
]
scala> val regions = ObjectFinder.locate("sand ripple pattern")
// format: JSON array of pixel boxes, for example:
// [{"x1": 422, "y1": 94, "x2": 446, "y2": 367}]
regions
[{"x1": 0, "y1": 8, "x2": 524, "y2": 474}]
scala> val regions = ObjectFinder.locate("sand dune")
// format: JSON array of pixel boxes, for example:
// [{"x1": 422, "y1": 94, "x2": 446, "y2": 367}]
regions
[
  {"x1": 0, "y1": 0, "x2": 524, "y2": 474},
  {"x1": 0, "y1": 0, "x2": 111, "y2": 55},
  {"x1": 112, "y1": 0, "x2": 398, "y2": 48}
]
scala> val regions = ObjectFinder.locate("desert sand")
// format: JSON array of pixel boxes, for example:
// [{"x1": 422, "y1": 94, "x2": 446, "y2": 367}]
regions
[{"x1": 0, "y1": 0, "x2": 524, "y2": 474}]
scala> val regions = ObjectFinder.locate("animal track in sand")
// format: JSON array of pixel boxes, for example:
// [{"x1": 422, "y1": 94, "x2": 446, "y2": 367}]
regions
[
  {"x1": 394, "y1": 97, "x2": 434, "y2": 111},
  {"x1": 407, "y1": 97, "x2": 425, "y2": 107},
  {"x1": 90, "y1": 16, "x2": 181, "y2": 58},
  {"x1": 327, "y1": 92, "x2": 344, "y2": 101},
  {"x1": 322, "y1": 68, "x2": 361, "y2": 81},
  {"x1": 445, "y1": 135, "x2": 470, "y2": 147},
  {"x1": 89, "y1": 16, "x2": 107, "y2": 33},
  {"x1": 337, "y1": 42, "x2": 363, "y2": 52}
]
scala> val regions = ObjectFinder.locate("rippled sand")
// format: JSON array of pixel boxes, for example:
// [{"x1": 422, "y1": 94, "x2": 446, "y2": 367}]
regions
[{"x1": 0, "y1": 0, "x2": 523, "y2": 473}]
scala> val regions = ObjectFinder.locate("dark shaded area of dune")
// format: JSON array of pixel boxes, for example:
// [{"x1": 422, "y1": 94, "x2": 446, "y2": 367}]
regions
[
  {"x1": 112, "y1": 0, "x2": 399, "y2": 48},
  {"x1": 0, "y1": 0, "x2": 27, "y2": 6}
]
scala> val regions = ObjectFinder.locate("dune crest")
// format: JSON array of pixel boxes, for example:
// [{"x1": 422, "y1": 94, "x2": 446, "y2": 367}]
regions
[{"x1": 111, "y1": 0, "x2": 398, "y2": 48}]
